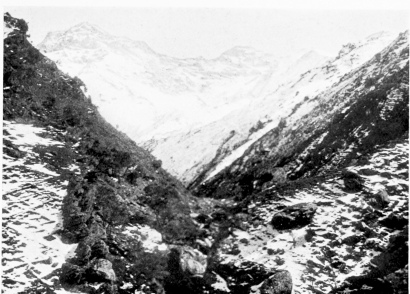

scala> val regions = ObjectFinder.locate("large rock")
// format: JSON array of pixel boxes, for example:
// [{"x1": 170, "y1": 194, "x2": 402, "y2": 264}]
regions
[
  {"x1": 179, "y1": 246, "x2": 207, "y2": 276},
  {"x1": 260, "y1": 270, "x2": 292, "y2": 294},
  {"x1": 342, "y1": 171, "x2": 365, "y2": 192},
  {"x1": 60, "y1": 263, "x2": 84, "y2": 285},
  {"x1": 91, "y1": 259, "x2": 116, "y2": 281},
  {"x1": 373, "y1": 187, "x2": 390, "y2": 208},
  {"x1": 271, "y1": 203, "x2": 317, "y2": 230}
]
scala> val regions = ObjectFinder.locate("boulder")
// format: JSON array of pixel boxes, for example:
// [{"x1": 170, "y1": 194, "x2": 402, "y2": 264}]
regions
[
  {"x1": 342, "y1": 171, "x2": 365, "y2": 192},
  {"x1": 60, "y1": 263, "x2": 84, "y2": 285},
  {"x1": 271, "y1": 203, "x2": 317, "y2": 230},
  {"x1": 373, "y1": 187, "x2": 390, "y2": 208},
  {"x1": 379, "y1": 213, "x2": 408, "y2": 230},
  {"x1": 91, "y1": 259, "x2": 116, "y2": 281},
  {"x1": 178, "y1": 246, "x2": 208, "y2": 276},
  {"x1": 260, "y1": 270, "x2": 292, "y2": 294}
]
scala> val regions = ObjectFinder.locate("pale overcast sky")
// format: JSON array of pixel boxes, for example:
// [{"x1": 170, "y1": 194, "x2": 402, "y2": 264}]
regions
[{"x1": 5, "y1": 1, "x2": 410, "y2": 59}]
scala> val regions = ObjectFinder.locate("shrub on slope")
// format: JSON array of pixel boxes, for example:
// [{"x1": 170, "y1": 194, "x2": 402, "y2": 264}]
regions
[{"x1": 4, "y1": 12, "x2": 199, "y2": 293}]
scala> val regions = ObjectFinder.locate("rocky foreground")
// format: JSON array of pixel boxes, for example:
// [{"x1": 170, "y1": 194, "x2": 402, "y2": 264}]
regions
[{"x1": 208, "y1": 138, "x2": 408, "y2": 294}]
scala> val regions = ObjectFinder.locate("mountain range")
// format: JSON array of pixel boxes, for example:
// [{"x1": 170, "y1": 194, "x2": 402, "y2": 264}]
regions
[{"x1": 3, "y1": 12, "x2": 409, "y2": 294}]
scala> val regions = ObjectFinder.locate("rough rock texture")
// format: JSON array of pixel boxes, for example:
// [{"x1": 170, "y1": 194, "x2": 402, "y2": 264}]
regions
[
  {"x1": 260, "y1": 271, "x2": 292, "y2": 294},
  {"x1": 91, "y1": 258, "x2": 116, "y2": 281},
  {"x1": 178, "y1": 246, "x2": 208, "y2": 276},
  {"x1": 342, "y1": 171, "x2": 365, "y2": 192},
  {"x1": 373, "y1": 187, "x2": 390, "y2": 208},
  {"x1": 271, "y1": 203, "x2": 317, "y2": 230}
]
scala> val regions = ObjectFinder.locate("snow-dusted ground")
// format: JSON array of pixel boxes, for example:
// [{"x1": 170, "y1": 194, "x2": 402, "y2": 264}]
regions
[
  {"x1": 2, "y1": 121, "x2": 79, "y2": 293},
  {"x1": 121, "y1": 224, "x2": 167, "y2": 252},
  {"x1": 216, "y1": 139, "x2": 408, "y2": 294}
]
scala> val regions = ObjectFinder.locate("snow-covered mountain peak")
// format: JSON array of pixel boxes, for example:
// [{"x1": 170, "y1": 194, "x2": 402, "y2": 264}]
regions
[
  {"x1": 220, "y1": 46, "x2": 265, "y2": 59},
  {"x1": 68, "y1": 21, "x2": 107, "y2": 34},
  {"x1": 38, "y1": 22, "x2": 154, "y2": 56},
  {"x1": 216, "y1": 45, "x2": 276, "y2": 68}
]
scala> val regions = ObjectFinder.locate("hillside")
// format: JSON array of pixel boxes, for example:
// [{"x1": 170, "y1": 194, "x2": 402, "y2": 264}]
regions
[
  {"x1": 190, "y1": 30, "x2": 409, "y2": 294},
  {"x1": 3, "y1": 13, "x2": 208, "y2": 294},
  {"x1": 193, "y1": 31, "x2": 409, "y2": 200}
]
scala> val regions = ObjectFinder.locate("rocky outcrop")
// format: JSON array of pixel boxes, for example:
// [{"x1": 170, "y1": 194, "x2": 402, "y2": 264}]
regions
[{"x1": 271, "y1": 203, "x2": 317, "y2": 230}]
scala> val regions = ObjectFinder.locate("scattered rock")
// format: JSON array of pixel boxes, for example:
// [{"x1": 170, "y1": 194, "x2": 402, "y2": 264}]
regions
[
  {"x1": 260, "y1": 270, "x2": 292, "y2": 294},
  {"x1": 358, "y1": 168, "x2": 379, "y2": 176},
  {"x1": 271, "y1": 203, "x2": 317, "y2": 230},
  {"x1": 43, "y1": 235, "x2": 56, "y2": 241},
  {"x1": 342, "y1": 234, "x2": 362, "y2": 246}
]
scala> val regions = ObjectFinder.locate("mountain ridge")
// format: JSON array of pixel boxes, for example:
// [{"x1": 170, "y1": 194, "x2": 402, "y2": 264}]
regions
[{"x1": 37, "y1": 22, "x2": 399, "y2": 185}]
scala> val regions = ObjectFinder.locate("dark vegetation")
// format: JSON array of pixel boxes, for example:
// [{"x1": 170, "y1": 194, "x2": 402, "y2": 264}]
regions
[{"x1": 4, "y1": 13, "x2": 200, "y2": 293}]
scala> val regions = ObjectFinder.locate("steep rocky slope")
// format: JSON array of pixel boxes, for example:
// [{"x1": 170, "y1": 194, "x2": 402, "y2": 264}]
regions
[
  {"x1": 188, "y1": 30, "x2": 409, "y2": 294},
  {"x1": 194, "y1": 31, "x2": 408, "y2": 200},
  {"x1": 3, "y1": 13, "x2": 209, "y2": 294},
  {"x1": 208, "y1": 137, "x2": 408, "y2": 294}
]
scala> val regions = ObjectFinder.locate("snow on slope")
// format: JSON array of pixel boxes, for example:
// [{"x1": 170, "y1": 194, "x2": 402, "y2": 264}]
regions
[
  {"x1": 38, "y1": 24, "x2": 397, "y2": 185},
  {"x1": 201, "y1": 31, "x2": 408, "y2": 191},
  {"x1": 216, "y1": 139, "x2": 408, "y2": 294},
  {"x1": 179, "y1": 31, "x2": 399, "y2": 184},
  {"x1": 37, "y1": 23, "x2": 330, "y2": 183},
  {"x1": 2, "y1": 121, "x2": 79, "y2": 293}
]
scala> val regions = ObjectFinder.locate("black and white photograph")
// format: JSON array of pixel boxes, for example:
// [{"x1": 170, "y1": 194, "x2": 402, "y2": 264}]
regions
[{"x1": 2, "y1": 1, "x2": 410, "y2": 293}]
